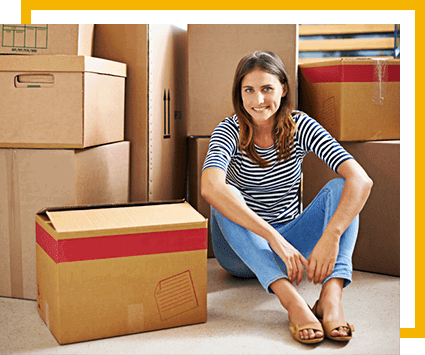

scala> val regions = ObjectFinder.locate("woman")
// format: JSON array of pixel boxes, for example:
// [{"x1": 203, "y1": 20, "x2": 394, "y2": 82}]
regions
[{"x1": 201, "y1": 51, "x2": 373, "y2": 344}]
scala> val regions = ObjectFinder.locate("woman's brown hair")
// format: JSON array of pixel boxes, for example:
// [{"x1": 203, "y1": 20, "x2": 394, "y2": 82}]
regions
[{"x1": 232, "y1": 51, "x2": 296, "y2": 168}]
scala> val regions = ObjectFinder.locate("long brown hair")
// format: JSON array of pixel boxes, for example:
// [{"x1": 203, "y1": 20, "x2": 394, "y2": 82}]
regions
[{"x1": 232, "y1": 51, "x2": 296, "y2": 168}]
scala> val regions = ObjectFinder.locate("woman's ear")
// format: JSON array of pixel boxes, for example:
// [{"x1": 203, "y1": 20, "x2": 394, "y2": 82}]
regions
[{"x1": 281, "y1": 83, "x2": 288, "y2": 98}]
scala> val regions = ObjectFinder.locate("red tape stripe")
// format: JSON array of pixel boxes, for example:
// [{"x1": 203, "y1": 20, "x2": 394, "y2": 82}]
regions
[
  {"x1": 301, "y1": 64, "x2": 400, "y2": 83},
  {"x1": 36, "y1": 223, "x2": 207, "y2": 263}
]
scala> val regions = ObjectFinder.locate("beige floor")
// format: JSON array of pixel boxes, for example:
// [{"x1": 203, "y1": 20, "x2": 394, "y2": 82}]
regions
[{"x1": 1, "y1": 258, "x2": 399, "y2": 355}]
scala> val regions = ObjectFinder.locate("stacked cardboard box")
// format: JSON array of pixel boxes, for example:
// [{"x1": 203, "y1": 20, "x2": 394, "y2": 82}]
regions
[
  {"x1": 0, "y1": 24, "x2": 130, "y2": 300},
  {"x1": 187, "y1": 25, "x2": 299, "y2": 257},
  {"x1": 299, "y1": 58, "x2": 400, "y2": 276}
]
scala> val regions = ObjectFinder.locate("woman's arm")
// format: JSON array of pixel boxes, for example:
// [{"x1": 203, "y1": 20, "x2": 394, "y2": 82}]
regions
[
  {"x1": 307, "y1": 158, "x2": 373, "y2": 284},
  {"x1": 202, "y1": 167, "x2": 309, "y2": 285}
]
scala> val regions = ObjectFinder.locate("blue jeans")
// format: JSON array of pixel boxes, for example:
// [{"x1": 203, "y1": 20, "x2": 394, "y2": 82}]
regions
[{"x1": 210, "y1": 178, "x2": 358, "y2": 294}]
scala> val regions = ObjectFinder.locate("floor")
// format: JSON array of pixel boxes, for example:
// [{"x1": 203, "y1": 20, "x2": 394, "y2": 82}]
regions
[{"x1": 1, "y1": 258, "x2": 400, "y2": 355}]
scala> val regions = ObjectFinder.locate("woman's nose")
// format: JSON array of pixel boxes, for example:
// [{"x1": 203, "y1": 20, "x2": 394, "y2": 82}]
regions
[{"x1": 256, "y1": 92, "x2": 265, "y2": 105}]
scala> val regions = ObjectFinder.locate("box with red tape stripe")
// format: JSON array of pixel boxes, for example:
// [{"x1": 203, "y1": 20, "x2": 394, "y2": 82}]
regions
[
  {"x1": 35, "y1": 200, "x2": 208, "y2": 345},
  {"x1": 299, "y1": 58, "x2": 400, "y2": 141}
]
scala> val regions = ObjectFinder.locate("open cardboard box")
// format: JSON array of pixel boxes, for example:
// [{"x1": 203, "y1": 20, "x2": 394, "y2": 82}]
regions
[{"x1": 36, "y1": 200, "x2": 208, "y2": 344}]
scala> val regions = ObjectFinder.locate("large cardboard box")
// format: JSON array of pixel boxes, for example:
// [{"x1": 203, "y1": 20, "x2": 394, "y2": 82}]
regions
[
  {"x1": 93, "y1": 25, "x2": 187, "y2": 202},
  {"x1": 299, "y1": 58, "x2": 400, "y2": 141},
  {"x1": 302, "y1": 141, "x2": 400, "y2": 276},
  {"x1": 1, "y1": 24, "x2": 94, "y2": 55},
  {"x1": 188, "y1": 136, "x2": 214, "y2": 257},
  {"x1": 36, "y1": 200, "x2": 208, "y2": 344},
  {"x1": 0, "y1": 55, "x2": 126, "y2": 148},
  {"x1": 0, "y1": 142, "x2": 130, "y2": 300},
  {"x1": 187, "y1": 24, "x2": 298, "y2": 136}
]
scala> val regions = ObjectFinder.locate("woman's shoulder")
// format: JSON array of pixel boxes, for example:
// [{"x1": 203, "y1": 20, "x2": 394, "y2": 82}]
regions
[{"x1": 213, "y1": 114, "x2": 240, "y2": 134}]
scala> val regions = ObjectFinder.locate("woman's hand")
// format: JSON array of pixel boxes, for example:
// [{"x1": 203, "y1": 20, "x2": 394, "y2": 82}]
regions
[
  {"x1": 268, "y1": 233, "x2": 309, "y2": 286},
  {"x1": 307, "y1": 234, "x2": 340, "y2": 284}
]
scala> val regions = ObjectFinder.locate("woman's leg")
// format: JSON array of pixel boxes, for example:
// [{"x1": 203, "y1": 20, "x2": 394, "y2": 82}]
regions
[
  {"x1": 273, "y1": 178, "x2": 358, "y2": 338},
  {"x1": 210, "y1": 185, "x2": 323, "y2": 340}
]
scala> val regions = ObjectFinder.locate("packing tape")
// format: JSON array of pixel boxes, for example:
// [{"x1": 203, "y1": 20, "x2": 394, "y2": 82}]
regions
[
  {"x1": 6, "y1": 150, "x2": 24, "y2": 298},
  {"x1": 372, "y1": 59, "x2": 389, "y2": 106}
]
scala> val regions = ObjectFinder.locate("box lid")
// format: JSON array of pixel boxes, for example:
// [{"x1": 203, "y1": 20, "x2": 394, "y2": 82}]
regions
[
  {"x1": 0, "y1": 55, "x2": 126, "y2": 77},
  {"x1": 39, "y1": 200, "x2": 206, "y2": 234}
]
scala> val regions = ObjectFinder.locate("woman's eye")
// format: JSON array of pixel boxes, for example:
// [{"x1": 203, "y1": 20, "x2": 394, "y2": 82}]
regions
[
  {"x1": 245, "y1": 88, "x2": 253, "y2": 93},
  {"x1": 263, "y1": 87, "x2": 272, "y2": 92}
]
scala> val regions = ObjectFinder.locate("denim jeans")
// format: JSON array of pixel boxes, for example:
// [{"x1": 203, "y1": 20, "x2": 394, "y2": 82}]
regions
[{"x1": 210, "y1": 178, "x2": 358, "y2": 294}]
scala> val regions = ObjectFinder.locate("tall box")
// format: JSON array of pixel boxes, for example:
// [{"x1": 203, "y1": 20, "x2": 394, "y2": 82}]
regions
[
  {"x1": 299, "y1": 58, "x2": 400, "y2": 141},
  {"x1": 36, "y1": 201, "x2": 208, "y2": 344},
  {"x1": 1, "y1": 24, "x2": 94, "y2": 55},
  {"x1": 0, "y1": 55, "x2": 126, "y2": 148},
  {"x1": 187, "y1": 24, "x2": 298, "y2": 136},
  {"x1": 302, "y1": 141, "x2": 400, "y2": 276},
  {"x1": 188, "y1": 136, "x2": 214, "y2": 257},
  {"x1": 93, "y1": 25, "x2": 187, "y2": 202},
  {"x1": 0, "y1": 142, "x2": 130, "y2": 300}
]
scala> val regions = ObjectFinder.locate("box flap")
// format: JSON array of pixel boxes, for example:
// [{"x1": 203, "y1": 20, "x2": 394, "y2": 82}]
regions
[
  {"x1": 0, "y1": 55, "x2": 126, "y2": 77},
  {"x1": 299, "y1": 57, "x2": 400, "y2": 68},
  {"x1": 43, "y1": 201, "x2": 206, "y2": 233}
]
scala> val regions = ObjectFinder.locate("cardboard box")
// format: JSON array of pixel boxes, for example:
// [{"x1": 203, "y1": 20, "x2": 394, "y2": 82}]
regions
[
  {"x1": 299, "y1": 58, "x2": 400, "y2": 141},
  {"x1": 93, "y1": 25, "x2": 187, "y2": 202},
  {"x1": 187, "y1": 24, "x2": 298, "y2": 136},
  {"x1": 0, "y1": 55, "x2": 126, "y2": 148},
  {"x1": 0, "y1": 142, "x2": 130, "y2": 300},
  {"x1": 1, "y1": 24, "x2": 94, "y2": 55},
  {"x1": 302, "y1": 141, "x2": 400, "y2": 276},
  {"x1": 36, "y1": 200, "x2": 208, "y2": 344},
  {"x1": 188, "y1": 136, "x2": 214, "y2": 257}
]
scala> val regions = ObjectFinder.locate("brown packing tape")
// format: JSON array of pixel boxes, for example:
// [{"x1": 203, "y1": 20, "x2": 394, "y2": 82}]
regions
[{"x1": 6, "y1": 150, "x2": 24, "y2": 298}]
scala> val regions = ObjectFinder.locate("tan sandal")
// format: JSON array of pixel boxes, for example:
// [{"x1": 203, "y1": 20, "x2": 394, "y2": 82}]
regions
[
  {"x1": 289, "y1": 321, "x2": 324, "y2": 344},
  {"x1": 312, "y1": 300, "x2": 354, "y2": 342}
]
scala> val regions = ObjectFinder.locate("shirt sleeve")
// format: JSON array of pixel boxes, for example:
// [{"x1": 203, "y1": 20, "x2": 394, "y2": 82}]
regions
[
  {"x1": 202, "y1": 116, "x2": 239, "y2": 173},
  {"x1": 295, "y1": 112, "x2": 354, "y2": 172}
]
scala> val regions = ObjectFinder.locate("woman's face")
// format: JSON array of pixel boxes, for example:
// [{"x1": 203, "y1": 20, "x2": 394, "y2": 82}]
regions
[{"x1": 241, "y1": 69, "x2": 287, "y2": 126}]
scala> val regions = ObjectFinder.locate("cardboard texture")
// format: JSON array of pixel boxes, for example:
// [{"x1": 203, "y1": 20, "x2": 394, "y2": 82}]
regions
[
  {"x1": 302, "y1": 141, "x2": 400, "y2": 276},
  {"x1": 1, "y1": 24, "x2": 94, "y2": 55},
  {"x1": 36, "y1": 201, "x2": 208, "y2": 345},
  {"x1": 0, "y1": 142, "x2": 130, "y2": 300},
  {"x1": 0, "y1": 55, "x2": 126, "y2": 148},
  {"x1": 187, "y1": 24, "x2": 298, "y2": 136},
  {"x1": 299, "y1": 58, "x2": 400, "y2": 141},
  {"x1": 188, "y1": 136, "x2": 214, "y2": 257},
  {"x1": 93, "y1": 25, "x2": 187, "y2": 202}
]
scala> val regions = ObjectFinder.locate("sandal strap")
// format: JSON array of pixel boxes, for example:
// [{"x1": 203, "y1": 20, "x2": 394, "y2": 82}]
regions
[
  {"x1": 290, "y1": 322, "x2": 324, "y2": 333},
  {"x1": 323, "y1": 321, "x2": 355, "y2": 335}
]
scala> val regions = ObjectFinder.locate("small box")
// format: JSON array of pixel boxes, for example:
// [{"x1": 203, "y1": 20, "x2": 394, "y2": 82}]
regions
[
  {"x1": 302, "y1": 141, "x2": 400, "y2": 276},
  {"x1": 36, "y1": 201, "x2": 208, "y2": 344},
  {"x1": 0, "y1": 141, "x2": 130, "y2": 300},
  {"x1": 0, "y1": 55, "x2": 126, "y2": 148},
  {"x1": 1, "y1": 24, "x2": 94, "y2": 55},
  {"x1": 299, "y1": 58, "x2": 400, "y2": 141}
]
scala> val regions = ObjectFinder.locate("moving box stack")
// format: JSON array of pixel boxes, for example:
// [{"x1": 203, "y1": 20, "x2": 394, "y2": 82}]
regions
[
  {"x1": 299, "y1": 58, "x2": 400, "y2": 276},
  {"x1": 1, "y1": 24, "x2": 208, "y2": 345},
  {"x1": 0, "y1": 24, "x2": 130, "y2": 302}
]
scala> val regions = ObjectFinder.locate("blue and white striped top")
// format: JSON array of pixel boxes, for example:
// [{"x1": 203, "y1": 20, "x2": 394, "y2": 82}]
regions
[{"x1": 202, "y1": 111, "x2": 353, "y2": 224}]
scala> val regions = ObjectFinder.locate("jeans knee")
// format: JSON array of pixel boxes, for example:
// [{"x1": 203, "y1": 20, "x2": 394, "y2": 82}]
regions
[{"x1": 323, "y1": 177, "x2": 345, "y2": 197}]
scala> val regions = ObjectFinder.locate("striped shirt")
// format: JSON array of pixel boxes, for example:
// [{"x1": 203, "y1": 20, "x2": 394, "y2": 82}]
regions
[{"x1": 202, "y1": 111, "x2": 353, "y2": 224}]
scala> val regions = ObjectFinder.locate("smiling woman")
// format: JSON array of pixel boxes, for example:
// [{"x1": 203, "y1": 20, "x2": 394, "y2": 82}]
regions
[{"x1": 201, "y1": 50, "x2": 373, "y2": 345}]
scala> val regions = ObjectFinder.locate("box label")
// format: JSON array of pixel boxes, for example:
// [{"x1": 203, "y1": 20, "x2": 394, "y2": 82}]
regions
[
  {"x1": 155, "y1": 271, "x2": 198, "y2": 320},
  {"x1": 2, "y1": 25, "x2": 48, "y2": 52}
]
